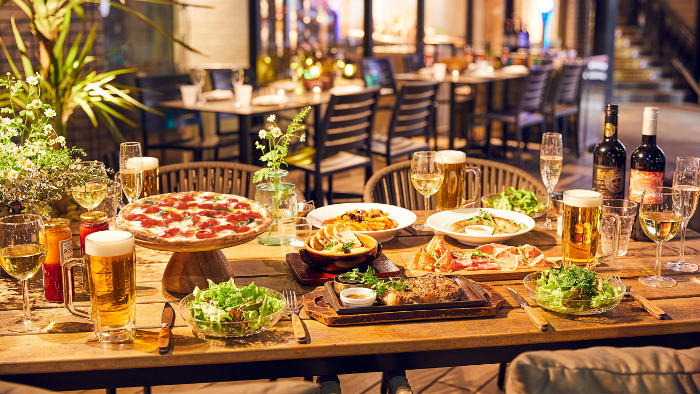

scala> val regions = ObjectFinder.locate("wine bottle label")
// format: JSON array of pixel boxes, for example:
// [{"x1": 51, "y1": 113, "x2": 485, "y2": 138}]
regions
[
  {"x1": 593, "y1": 164, "x2": 624, "y2": 198},
  {"x1": 629, "y1": 169, "x2": 664, "y2": 202},
  {"x1": 59, "y1": 239, "x2": 73, "y2": 265}
]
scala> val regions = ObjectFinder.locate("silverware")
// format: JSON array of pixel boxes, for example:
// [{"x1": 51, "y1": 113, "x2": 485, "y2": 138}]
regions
[
  {"x1": 504, "y1": 286, "x2": 548, "y2": 332},
  {"x1": 158, "y1": 302, "x2": 175, "y2": 354},
  {"x1": 284, "y1": 290, "x2": 307, "y2": 343},
  {"x1": 614, "y1": 274, "x2": 666, "y2": 319}
]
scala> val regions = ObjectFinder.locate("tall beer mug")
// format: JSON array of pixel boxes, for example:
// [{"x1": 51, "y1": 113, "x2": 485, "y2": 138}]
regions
[
  {"x1": 63, "y1": 230, "x2": 136, "y2": 343},
  {"x1": 562, "y1": 190, "x2": 620, "y2": 270},
  {"x1": 141, "y1": 157, "x2": 159, "y2": 197},
  {"x1": 435, "y1": 150, "x2": 481, "y2": 210}
]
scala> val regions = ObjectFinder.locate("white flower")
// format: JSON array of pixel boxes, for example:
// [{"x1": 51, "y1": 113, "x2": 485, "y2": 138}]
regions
[
  {"x1": 1, "y1": 117, "x2": 11, "y2": 126},
  {"x1": 44, "y1": 109, "x2": 56, "y2": 118},
  {"x1": 27, "y1": 99, "x2": 42, "y2": 109},
  {"x1": 26, "y1": 75, "x2": 39, "y2": 86},
  {"x1": 43, "y1": 124, "x2": 53, "y2": 133},
  {"x1": 6, "y1": 169, "x2": 18, "y2": 181},
  {"x1": 300, "y1": 134, "x2": 306, "y2": 142},
  {"x1": 267, "y1": 114, "x2": 276, "y2": 122},
  {"x1": 4, "y1": 127, "x2": 18, "y2": 138},
  {"x1": 53, "y1": 136, "x2": 66, "y2": 146},
  {"x1": 258, "y1": 129, "x2": 267, "y2": 139},
  {"x1": 271, "y1": 126, "x2": 282, "y2": 138}
]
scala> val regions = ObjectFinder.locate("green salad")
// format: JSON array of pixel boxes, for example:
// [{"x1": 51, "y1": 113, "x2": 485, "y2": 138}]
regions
[
  {"x1": 188, "y1": 279, "x2": 285, "y2": 335},
  {"x1": 534, "y1": 265, "x2": 623, "y2": 313},
  {"x1": 484, "y1": 187, "x2": 545, "y2": 217}
]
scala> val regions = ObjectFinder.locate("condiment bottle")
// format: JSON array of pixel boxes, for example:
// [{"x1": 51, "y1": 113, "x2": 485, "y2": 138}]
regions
[
  {"x1": 79, "y1": 211, "x2": 109, "y2": 255},
  {"x1": 43, "y1": 218, "x2": 73, "y2": 302}
]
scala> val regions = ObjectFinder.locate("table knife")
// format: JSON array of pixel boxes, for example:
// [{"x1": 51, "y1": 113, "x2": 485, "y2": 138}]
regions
[
  {"x1": 158, "y1": 302, "x2": 175, "y2": 354},
  {"x1": 627, "y1": 289, "x2": 667, "y2": 320},
  {"x1": 504, "y1": 286, "x2": 548, "y2": 332}
]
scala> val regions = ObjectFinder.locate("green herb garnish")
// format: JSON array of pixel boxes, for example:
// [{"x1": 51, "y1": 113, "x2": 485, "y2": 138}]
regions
[
  {"x1": 341, "y1": 242, "x2": 355, "y2": 254},
  {"x1": 324, "y1": 241, "x2": 339, "y2": 250},
  {"x1": 338, "y1": 267, "x2": 406, "y2": 296}
]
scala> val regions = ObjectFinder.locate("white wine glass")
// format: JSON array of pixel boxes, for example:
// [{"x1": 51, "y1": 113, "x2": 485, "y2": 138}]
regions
[
  {"x1": 70, "y1": 161, "x2": 108, "y2": 211},
  {"x1": 638, "y1": 187, "x2": 683, "y2": 288},
  {"x1": 119, "y1": 142, "x2": 144, "y2": 204},
  {"x1": 539, "y1": 132, "x2": 563, "y2": 230},
  {"x1": 666, "y1": 156, "x2": 700, "y2": 272},
  {"x1": 232, "y1": 68, "x2": 244, "y2": 106},
  {"x1": 191, "y1": 67, "x2": 206, "y2": 104},
  {"x1": 411, "y1": 151, "x2": 445, "y2": 231},
  {"x1": 0, "y1": 214, "x2": 50, "y2": 332}
]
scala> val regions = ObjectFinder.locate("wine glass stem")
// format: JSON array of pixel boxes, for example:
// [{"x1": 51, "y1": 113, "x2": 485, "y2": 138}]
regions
[
  {"x1": 679, "y1": 221, "x2": 688, "y2": 263},
  {"x1": 21, "y1": 279, "x2": 31, "y2": 322},
  {"x1": 655, "y1": 241, "x2": 663, "y2": 278},
  {"x1": 424, "y1": 196, "x2": 430, "y2": 226},
  {"x1": 545, "y1": 188, "x2": 553, "y2": 225}
]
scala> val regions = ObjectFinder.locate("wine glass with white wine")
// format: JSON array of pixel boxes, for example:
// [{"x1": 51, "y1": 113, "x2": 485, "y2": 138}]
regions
[
  {"x1": 539, "y1": 132, "x2": 563, "y2": 230},
  {"x1": 666, "y1": 156, "x2": 700, "y2": 272},
  {"x1": 70, "y1": 161, "x2": 108, "y2": 211},
  {"x1": 411, "y1": 151, "x2": 444, "y2": 231},
  {"x1": 119, "y1": 142, "x2": 144, "y2": 204},
  {"x1": 0, "y1": 214, "x2": 50, "y2": 332}
]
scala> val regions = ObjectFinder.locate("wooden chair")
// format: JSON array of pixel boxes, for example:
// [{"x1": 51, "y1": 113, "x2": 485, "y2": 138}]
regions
[
  {"x1": 158, "y1": 161, "x2": 261, "y2": 198},
  {"x1": 360, "y1": 57, "x2": 397, "y2": 95},
  {"x1": 482, "y1": 65, "x2": 553, "y2": 166},
  {"x1": 546, "y1": 61, "x2": 586, "y2": 157},
  {"x1": 135, "y1": 74, "x2": 237, "y2": 162},
  {"x1": 287, "y1": 88, "x2": 380, "y2": 206},
  {"x1": 403, "y1": 53, "x2": 426, "y2": 73},
  {"x1": 363, "y1": 158, "x2": 546, "y2": 210},
  {"x1": 208, "y1": 68, "x2": 258, "y2": 138},
  {"x1": 371, "y1": 81, "x2": 439, "y2": 164}
]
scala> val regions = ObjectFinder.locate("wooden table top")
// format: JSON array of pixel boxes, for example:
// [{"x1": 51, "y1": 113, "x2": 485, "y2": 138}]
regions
[{"x1": 1, "y1": 211, "x2": 699, "y2": 390}]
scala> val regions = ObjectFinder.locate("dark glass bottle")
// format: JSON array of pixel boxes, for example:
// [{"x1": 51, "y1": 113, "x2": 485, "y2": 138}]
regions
[
  {"x1": 592, "y1": 104, "x2": 626, "y2": 199},
  {"x1": 629, "y1": 106, "x2": 665, "y2": 241}
]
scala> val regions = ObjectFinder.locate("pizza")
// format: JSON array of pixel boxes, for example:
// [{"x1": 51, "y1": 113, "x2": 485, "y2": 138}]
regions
[{"x1": 116, "y1": 192, "x2": 273, "y2": 246}]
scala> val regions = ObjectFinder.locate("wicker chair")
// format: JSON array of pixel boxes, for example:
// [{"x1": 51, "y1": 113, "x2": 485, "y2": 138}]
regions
[
  {"x1": 363, "y1": 158, "x2": 546, "y2": 210},
  {"x1": 158, "y1": 161, "x2": 261, "y2": 198}
]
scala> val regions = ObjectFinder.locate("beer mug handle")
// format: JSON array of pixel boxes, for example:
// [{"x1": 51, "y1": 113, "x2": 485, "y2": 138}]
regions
[
  {"x1": 597, "y1": 212, "x2": 620, "y2": 263},
  {"x1": 462, "y1": 166, "x2": 482, "y2": 208},
  {"x1": 63, "y1": 258, "x2": 90, "y2": 320}
]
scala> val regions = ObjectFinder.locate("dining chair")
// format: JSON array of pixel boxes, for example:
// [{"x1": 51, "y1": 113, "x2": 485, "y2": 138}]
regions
[
  {"x1": 135, "y1": 74, "x2": 237, "y2": 162},
  {"x1": 159, "y1": 161, "x2": 261, "y2": 198},
  {"x1": 371, "y1": 81, "x2": 439, "y2": 165},
  {"x1": 546, "y1": 60, "x2": 586, "y2": 157},
  {"x1": 403, "y1": 53, "x2": 426, "y2": 73},
  {"x1": 360, "y1": 57, "x2": 397, "y2": 96},
  {"x1": 482, "y1": 65, "x2": 554, "y2": 166},
  {"x1": 286, "y1": 87, "x2": 381, "y2": 206},
  {"x1": 208, "y1": 68, "x2": 259, "y2": 138},
  {"x1": 363, "y1": 158, "x2": 546, "y2": 210}
]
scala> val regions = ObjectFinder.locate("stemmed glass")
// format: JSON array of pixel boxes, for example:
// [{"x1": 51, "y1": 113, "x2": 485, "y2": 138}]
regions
[
  {"x1": 119, "y1": 142, "x2": 144, "y2": 204},
  {"x1": 638, "y1": 187, "x2": 683, "y2": 288},
  {"x1": 0, "y1": 214, "x2": 50, "y2": 332},
  {"x1": 666, "y1": 156, "x2": 700, "y2": 272},
  {"x1": 70, "y1": 161, "x2": 108, "y2": 211},
  {"x1": 191, "y1": 67, "x2": 206, "y2": 104},
  {"x1": 538, "y1": 132, "x2": 563, "y2": 230},
  {"x1": 232, "y1": 68, "x2": 244, "y2": 106},
  {"x1": 410, "y1": 151, "x2": 444, "y2": 231}
]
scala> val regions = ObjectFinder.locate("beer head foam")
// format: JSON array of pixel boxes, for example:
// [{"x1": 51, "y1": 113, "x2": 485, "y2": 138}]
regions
[
  {"x1": 125, "y1": 157, "x2": 143, "y2": 171},
  {"x1": 86, "y1": 230, "x2": 134, "y2": 257},
  {"x1": 437, "y1": 150, "x2": 466, "y2": 164},
  {"x1": 142, "y1": 157, "x2": 159, "y2": 171},
  {"x1": 563, "y1": 189, "x2": 603, "y2": 208}
]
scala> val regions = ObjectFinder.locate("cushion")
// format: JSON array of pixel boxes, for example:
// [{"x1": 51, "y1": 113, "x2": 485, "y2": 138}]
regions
[{"x1": 505, "y1": 346, "x2": 700, "y2": 393}]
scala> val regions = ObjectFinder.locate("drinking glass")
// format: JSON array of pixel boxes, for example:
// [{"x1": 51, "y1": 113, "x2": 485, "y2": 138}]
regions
[
  {"x1": 0, "y1": 214, "x2": 50, "y2": 332},
  {"x1": 410, "y1": 151, "x2": 445, "y2": 231},
  {"x1": 638, "y1": 187, "x2": 683, "y2": 288},
  {"x1": 232, "y1": 68, "x2": 244, "y2": 106},
  {"x1": 71, "y1": 161, "x2": 108, "y2": 211},
  {"x1": 539, "y1": 132, "x2": 563, "y2": 230},
  {"x1": 191, "y1": 67, "x2": 206, "y2": 104},
  {"x1": 666, "y1": 156, "x2": 700, "y2": 272},
  {"x1": 119, "y1": 142, "x2": 144, "y2": 204},
  {"x1": 279, "y1": 217, "x2": 313, "y2": 256}
]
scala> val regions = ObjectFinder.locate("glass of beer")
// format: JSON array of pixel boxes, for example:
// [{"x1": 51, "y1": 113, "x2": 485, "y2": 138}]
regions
[
  {"x1": 0, "y1": 214, "x2": 50, "y2": 332},
  {"x1": 63, "y1": 230, "x2": 136, "y2": 343},
  {"x1": 638, "y1": 187, "x2": 682, "y2": 288},
  {"x1": 119, "y1": 142, "x2": 144, "y2": 204},
  {"x1": 141, "y1": 157, "x2": 160, "y2": 197},
  {"x1": 562, "y1": 190, "x2": 620, "y2": 270},
  {"x1": 435, "y1": 150, "x2": 481, "y2": 211}
]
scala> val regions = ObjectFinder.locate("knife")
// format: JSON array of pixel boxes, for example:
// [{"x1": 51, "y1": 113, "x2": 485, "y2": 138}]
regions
[
  {"x1": 158, "y1": 302, "x2": 175, "y2": 354},
  {"x1": 627, "y1": 288, "x2": 667, "y2": 320},
  {"x1": 504, "y1": 286, "x2": 548, "y2": 332}
]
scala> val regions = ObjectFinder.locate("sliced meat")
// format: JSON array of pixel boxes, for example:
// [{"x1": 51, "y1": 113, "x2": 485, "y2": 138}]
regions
[{"x1": 380, "y1": 274, "x2": 462, "y2": 305}]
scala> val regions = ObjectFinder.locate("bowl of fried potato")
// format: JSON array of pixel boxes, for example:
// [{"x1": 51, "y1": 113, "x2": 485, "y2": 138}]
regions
[
  {"x1": 303, "y1": 223, "x2": 380, "y2": 270},
  {"x1": 307, "y1": 203, "x2": 416, "y2": 242}
]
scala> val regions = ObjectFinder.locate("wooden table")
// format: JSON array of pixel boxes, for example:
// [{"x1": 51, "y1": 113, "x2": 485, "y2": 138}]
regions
[{"x1": 1, "y1": 214, "x2": 699, "y2": 391}]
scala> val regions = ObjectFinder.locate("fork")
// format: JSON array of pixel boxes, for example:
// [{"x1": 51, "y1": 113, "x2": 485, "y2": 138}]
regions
[
  {"x1": 615, "y1": 274, "x2": 667, "y2": 319},
  {"x1": 284, "y1": 290, "x2": 307, "y2": 343}
]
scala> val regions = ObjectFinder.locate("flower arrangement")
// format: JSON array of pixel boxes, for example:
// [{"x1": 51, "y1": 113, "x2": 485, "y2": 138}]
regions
[{"x1": 0, "y1": 73, "x2": 100, "y2": 217}]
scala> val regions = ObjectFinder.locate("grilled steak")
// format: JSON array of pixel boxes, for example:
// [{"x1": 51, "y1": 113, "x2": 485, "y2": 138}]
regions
[{"x1": 381, "y1": 274, "x2": 463, "y2": 305}]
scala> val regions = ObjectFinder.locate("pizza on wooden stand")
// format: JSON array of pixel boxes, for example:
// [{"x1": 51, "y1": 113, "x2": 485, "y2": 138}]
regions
[{"x1": 116, "y1": 192, "x2": 273, "y2": 247}]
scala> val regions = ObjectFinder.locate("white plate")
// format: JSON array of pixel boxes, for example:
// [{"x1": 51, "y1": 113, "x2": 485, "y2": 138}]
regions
[
  {"x1": 307, "y1": 203, "x2": 416, "y2": 243},
  {"x1": 202, "y1": 89, "x2": 234, "y2": 101},
  {"x1": 426, "y1": 208, "x2": 535, "y2": 246},
  {"x1": 251, "y1": 94, "x2": 289, "y2": 106}
]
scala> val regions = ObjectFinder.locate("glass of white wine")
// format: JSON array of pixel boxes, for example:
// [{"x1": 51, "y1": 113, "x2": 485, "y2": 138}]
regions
[
  {"x1": 119, "y1": 142, "x2": 144, "y2": 204},
  {"x1": 411, "y1": 151, "x2": 445, "y2": 231},
  {"x1": 0, "y1": 214, "x2": 50, "y2": 332},
  {"x1": 638, "y1": 187, "x2": 683, "y2": 288},
  {"x1": 71, "y1": 161, "x2": 108, "y2": 211},
  {"x1": 539, "y1": 132, "x2": 563, "y2": 230},
  {"x1": 666, "y1": 156, "x2": 700, "y2": 273}
]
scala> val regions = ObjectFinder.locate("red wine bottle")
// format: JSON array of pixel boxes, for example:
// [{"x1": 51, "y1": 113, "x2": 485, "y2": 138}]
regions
[
  {"x1": 592, "y1": 103, "x2": 626, "y2": 198},
  {"x1": 629, "y1": 106, "x2": 665, "y2": 241}
]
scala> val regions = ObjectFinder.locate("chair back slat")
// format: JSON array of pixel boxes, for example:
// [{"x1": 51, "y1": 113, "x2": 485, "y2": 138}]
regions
[
  {"x1": 158, "y1": 161, "x2": 260, "y2": 198},
  {"x1": 403, "y1": 53, "x2": 426, "y2": 73},
  {"x1": 553, "y1": 62, "x2": 586, "y2": 105},
  {"x1": 360, "y1": 57, "x2": 397, "y2": 94},
  {"x1": 519, "y1": 66, "x2": 553, "y2": 113},
  {"x1": 388, "y1": 82, "x2": 439, "y2": 141}
]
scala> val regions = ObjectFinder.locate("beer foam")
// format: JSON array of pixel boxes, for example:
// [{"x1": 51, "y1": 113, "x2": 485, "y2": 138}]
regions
[
  {"x1": 142, "y1": 157, "x2": 159, "y2": 171},
  {"x1": 125, "y1": 157, "x2": 143, "y2": 171},
  {"x1": 86, "y1": 230, "x2": 134, "y2": 257},
  {"x1": 563, "y1": 189, "x2": 603, "y2": 208},
  {"x1": 437, "y1": 150, "x2": 466, "y2": 164}
]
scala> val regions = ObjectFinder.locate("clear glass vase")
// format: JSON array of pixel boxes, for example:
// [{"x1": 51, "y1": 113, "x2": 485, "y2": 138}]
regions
[{"x1": 254, "y1": 170, "x2": 298, "y2": 245}]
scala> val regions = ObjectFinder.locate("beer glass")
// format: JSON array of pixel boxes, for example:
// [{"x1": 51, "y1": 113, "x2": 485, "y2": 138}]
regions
[
  {"x1": 63, "y1": 230, "x2": 136, "y2": 343},
  {"x1": 434, "y1": 150, "x2": 481, "y2": 211},
  {"x1": 562, "y1": 190, "x2": 620, "y2": 270},
  {"x1": 119, "y1": 142, "x2": 143, "y2": 203},
  {"x1": 639, "y1": 187, "x2": 682, "y2": 288},
  {"x1": 141, "y1": 157, "x2": 160, "y2": 198}
]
